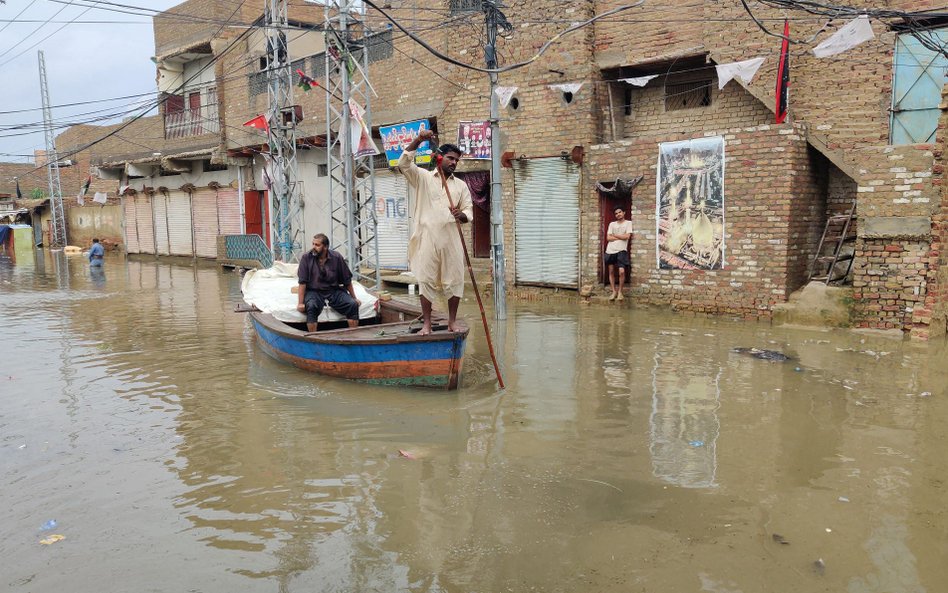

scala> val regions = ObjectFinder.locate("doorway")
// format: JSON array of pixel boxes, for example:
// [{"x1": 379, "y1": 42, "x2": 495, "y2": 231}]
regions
[{"x1": 598, "y1": 184, "x2": 631, "y2": 285}]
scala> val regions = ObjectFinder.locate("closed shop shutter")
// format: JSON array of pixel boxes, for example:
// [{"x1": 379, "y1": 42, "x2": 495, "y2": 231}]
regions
[
  {"x1": 513, "y1": 157, "x2": 581, "y2": 288},
  {"x1": 136, "y1": 194, "x2": 156, "y2": 254},
  {"x1": 124, "y1": 197, "x2": 140, "y2": 254},
  {"x1": 374, "y1": 173, "x2": 410, "y2": 269},
  {"x1": 217, "y1": 188, "x2": 242, "y2": 236},
  {"x1": 191, "y1": 188, "x2": 218, "y2": 258},
  {"x1": 153, "y1": 193, "x2": 170, "y2": 255},
  {"x1": 167, "y1": 191, "x2": 194, "y2": 256}
]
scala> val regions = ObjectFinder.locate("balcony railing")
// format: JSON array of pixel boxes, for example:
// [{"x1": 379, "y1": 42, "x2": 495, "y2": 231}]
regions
[{"x1": 164, "y1": 102, "x2": 220, "y2": 139}]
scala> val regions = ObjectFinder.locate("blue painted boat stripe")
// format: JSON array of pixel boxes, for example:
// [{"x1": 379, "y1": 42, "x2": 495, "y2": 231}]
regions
[{"x1": 253, "y1": 319, "x2": 464, "y2": 363}]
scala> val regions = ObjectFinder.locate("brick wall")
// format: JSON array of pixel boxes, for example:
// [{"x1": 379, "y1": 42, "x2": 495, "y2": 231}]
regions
[{"x1": 585, "y1": 123, "x2": 817, "y2": 319}]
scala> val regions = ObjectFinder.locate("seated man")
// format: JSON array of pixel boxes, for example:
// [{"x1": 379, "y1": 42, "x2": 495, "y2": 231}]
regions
[{"x1": 296, "y1": 233, "x2": 361, "y2": 332}]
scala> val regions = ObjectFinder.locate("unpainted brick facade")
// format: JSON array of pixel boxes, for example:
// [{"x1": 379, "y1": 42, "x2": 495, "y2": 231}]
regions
[{"x1": 56, "y1": 0, "x2": 948, "y2": 337}]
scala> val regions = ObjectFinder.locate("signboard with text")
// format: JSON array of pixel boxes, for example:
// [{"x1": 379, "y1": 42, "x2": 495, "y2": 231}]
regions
[{"x1": 380, "y1": 120, "x2": 433, "y2": 167}]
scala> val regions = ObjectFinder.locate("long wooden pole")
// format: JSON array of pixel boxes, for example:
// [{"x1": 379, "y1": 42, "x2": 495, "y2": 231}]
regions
[{"x1": 436, "y1": 160, "x2": 505, "y2": 389}]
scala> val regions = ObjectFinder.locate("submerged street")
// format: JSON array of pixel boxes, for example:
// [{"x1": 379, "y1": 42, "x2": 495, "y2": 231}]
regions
[{"x1": 2, "y1": 252, "x2": 946, "y2": 592}]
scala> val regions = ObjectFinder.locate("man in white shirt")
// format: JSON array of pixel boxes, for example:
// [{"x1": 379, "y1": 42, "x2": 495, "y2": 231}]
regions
[
  {"x1": 398, "y1": 128, "x2": 473, "y2": 335},
  {"x1": 605, "y1": 207, "x2": 632, "y2": 301}
]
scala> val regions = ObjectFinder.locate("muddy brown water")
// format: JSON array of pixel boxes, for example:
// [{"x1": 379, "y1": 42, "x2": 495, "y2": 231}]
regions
[{"x1": 2, "y1": 251, "x2": 947, "y2": 592}]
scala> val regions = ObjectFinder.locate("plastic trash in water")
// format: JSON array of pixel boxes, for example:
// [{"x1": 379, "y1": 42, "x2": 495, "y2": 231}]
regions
[
  {"x1": 398, "y1": 449, "x2": 417, "y2": 460},
  {"x1": 40, "y1": 520, "x2": 58, "y2": 531},
  {"x1": 39, "y1": 534, "x2": 65, "y2": 545},
  {"x1": 688, "y1": 440, "x2": 705, "y2": 447}
]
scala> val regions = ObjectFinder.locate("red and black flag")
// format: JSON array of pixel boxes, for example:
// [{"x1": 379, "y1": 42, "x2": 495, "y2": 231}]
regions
[
  {"x1": 15, "y1": 178, "x2": 22, "y2": 200},
  {"x1": 775, "y1": 19, "x2": 790, "y2": 124},
  {"x1": 296, "y1": 69, "x2": 319, "y2": 92}
]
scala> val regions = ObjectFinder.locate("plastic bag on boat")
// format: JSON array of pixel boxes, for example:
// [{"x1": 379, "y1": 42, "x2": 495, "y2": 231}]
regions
[{"x1": 241, "y1": 262, "x2": 378, "y2": 323}]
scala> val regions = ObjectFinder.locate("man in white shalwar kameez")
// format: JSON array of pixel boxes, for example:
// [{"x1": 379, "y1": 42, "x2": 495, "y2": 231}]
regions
[{"x1": 398, "y1": 129, "x2": 473, "y2": 335}]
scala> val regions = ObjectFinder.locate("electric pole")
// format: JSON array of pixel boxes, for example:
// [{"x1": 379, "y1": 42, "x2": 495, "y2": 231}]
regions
[
  {"x1": 484, "y1": 1, "x2": 509, "y2": 319},
  {"x1": 324, "y1": 1, "x2": 379, "y2": 287},
  {"x1": 265, "y1": 0, "x2": 304, "y2": 262},
  {"x1": 38, "y1": 51, "x2": 67, "y2": 250}
]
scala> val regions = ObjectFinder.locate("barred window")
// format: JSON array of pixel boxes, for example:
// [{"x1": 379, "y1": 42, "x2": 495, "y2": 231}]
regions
[
  {"x1": 249, "y1": 70, "x2": 268, "y2": 98},
  {"x1": 365, "y1": 30, "x2": 393, "y2": 63},
  {"x1": 310, "y1": 52, "x2": 327, "y2": 82},
  {"x1": 449, "y1": 0, "x2": 482, "y2": 14},
  {"x1": 664, "y1": 79, "x2": 712, "y2": 111}
]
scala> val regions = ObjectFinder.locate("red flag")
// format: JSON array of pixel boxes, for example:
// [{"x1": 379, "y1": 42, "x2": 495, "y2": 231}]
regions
[
  {"x1": 243, "y1": 114, "x2": 269, "y2": 132},
  {"x1": 296, "y1": 69, "x2": 319, "y2": 92},
  {"x1": 775, "y1": 20, "x2": 790, "y2": 124}
]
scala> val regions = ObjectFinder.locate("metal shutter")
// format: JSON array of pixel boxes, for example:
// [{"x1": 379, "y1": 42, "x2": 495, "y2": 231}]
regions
[
  {"x1": 217, "y1": 188, "x2": 242, "y2": 235},
  {"x1": 167, "y1": 190, "x2": 194, "y2": 256},
  {"x1": 375, "y1": 173, "x2": 410, "y2": 269},
  {"x1": 153, "y1": 193, "x2": 170, "y2": 255},
  {"x1": 124, "y1": 197, "x2": 140, "y2": 254},
  {"x1": 136, "y1": 194, "x2": 156, "y2": 254},
  {"x1": 513, "y1": 157, "x2": 581, "y2": 287},
  {"x1": 191, "y1": 188, "x2": 218, "y2": 258}
]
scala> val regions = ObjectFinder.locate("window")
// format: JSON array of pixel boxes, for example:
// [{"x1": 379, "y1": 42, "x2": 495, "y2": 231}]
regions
[
  {"x1": 665, "y1": 79, "x2": 712, "y2": 111},
  {"x1": 890, "y1": 28, "x2": 948, "y2": 144}
]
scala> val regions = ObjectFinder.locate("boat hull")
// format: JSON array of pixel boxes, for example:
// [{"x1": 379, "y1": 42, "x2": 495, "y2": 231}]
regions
[{"x1": 249, "y1": 312, "x2": 467, "y2": 389}]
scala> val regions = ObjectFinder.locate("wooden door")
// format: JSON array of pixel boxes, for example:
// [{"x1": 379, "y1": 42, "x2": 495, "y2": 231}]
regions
[{"x1": 599, "y1": 189, "x2": 631, "y2": 285}]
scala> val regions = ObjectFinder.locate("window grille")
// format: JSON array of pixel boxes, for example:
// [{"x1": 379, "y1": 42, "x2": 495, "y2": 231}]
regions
[
  {"x1": 664, "y1": 80, "x2": 712, "y2": 111},
  {"x1": 449, "y1": 0, "x2": 482, "y2": 14}
]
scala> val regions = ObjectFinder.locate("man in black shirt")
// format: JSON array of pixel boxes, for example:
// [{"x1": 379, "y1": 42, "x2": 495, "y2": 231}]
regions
[{"x1": 296, "y1": 233, "x2": 361, "y2": 332}]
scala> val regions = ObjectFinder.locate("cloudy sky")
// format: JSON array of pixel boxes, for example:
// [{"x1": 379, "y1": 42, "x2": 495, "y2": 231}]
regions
[{"x1": 0, "y1": 0, "x2": 180, "y2": 164}]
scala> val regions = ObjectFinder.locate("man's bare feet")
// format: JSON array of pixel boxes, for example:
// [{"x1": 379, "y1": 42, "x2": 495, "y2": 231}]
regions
[
  {"x1": 418, "y1": 325, "x2": 432, "y2": 336},
  {"x1": 448, "y1": 322, "x2": 463, "y2": 333}
]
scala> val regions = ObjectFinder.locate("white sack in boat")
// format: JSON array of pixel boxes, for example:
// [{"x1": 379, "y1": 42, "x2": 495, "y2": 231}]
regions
[{"x1": 241, "y1": 261, "x2": 378, "y2": 323}]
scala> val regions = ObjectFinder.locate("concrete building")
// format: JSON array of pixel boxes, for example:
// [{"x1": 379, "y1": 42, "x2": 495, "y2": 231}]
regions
[{"x1": 59, "y1": 0, "x2": 948, "y2": 338}]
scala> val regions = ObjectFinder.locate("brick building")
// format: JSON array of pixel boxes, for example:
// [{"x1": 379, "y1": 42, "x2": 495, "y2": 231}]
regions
[{"x1": 60, "y1": 0, "x2": 948, "y2": 338}]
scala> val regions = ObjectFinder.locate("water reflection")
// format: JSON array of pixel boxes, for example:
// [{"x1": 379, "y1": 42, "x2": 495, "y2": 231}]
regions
[{"x1": 648, "y1": 343, "x2": 720, "y2": 489}]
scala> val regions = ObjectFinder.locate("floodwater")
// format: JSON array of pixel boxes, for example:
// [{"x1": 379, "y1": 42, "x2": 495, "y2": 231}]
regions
[{"x1": 2, "y1": 250, "x2": 947, "y2": 593}]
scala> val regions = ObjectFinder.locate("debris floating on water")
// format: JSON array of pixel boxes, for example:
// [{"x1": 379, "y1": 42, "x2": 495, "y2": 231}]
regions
[
  {"x1": 39, "y1": 534, "x2": 65, "y2": 545},
  {"x1": 397, "y1": 449, "x2": 417, "y2": 460},
  {"x1": 772, "y1": 533, "x2": 790, "y2": 545},
  {"x1": 838, "y1": 496, "x2": 850, "y2": 503},
  {"x1": 40, "y1": 520, "x2": 57, "y2": 531},
  {"x1": 730, "y1": 347, "x2": 792, "y2": 362},
  {"x1": 689, "y1": 440, "x2": 705, "y2": 447},
  {"x1": 813, "y1": 558, "x2": 826, "y2": 575}
]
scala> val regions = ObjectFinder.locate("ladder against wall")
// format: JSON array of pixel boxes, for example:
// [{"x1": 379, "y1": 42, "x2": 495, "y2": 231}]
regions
[{"x1": 809, "y1": 200, "x2": 857, "y2": 285}]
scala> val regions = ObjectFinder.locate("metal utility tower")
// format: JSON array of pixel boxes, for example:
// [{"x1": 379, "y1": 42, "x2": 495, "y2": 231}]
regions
[
  {"x1": 265, "y1": 0, "x2": 304, "y2": 262},
  {"x1": 38, "y1": 51, "x2": 67, "y2": 249},
  {"x1": 324, "y1": 1, "x2": 379, "y2": 287}
]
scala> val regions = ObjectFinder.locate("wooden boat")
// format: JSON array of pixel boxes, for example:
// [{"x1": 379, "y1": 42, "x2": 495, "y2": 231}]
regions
[{"x1": 244, "y1": 297, "x2": 469, "y2": 390}]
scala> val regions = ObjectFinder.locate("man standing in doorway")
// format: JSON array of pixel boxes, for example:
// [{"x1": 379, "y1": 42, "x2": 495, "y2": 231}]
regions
[
  {"x1": 88, "y1": 237, "x2": 105, "y2": 267},
  {"x1": 398, "y1": 128, "x2": 473, "y2": 335},
  {"x1": 605, "y1": 207, "x2": 632, "y2": 300},
  {"x1": 296, "y1": 233, "x2": 361, "y2": 332}
]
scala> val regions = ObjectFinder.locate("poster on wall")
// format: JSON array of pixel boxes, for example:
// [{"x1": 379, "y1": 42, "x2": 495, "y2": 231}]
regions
[
  {"x1": 380, "y1": 120, "x2": 433, "y2": 167},
  {"x1": 457, "y1": 121, "x2": 491, "y2": 159},
  {"x1": 656, "y1": 136, "x2": 725, "y2": 270}
]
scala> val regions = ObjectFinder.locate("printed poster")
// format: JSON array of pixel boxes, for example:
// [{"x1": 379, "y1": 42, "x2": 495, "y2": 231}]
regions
[
  {"x1": 457, "y1": 121, "x2": 491, "y2": 160},
  {"x1": 380, "y1": 120, "x2": 433, "y2": 167},
  {"x1": 656, "y1": 137, "x2": 725, "y2": 270}
]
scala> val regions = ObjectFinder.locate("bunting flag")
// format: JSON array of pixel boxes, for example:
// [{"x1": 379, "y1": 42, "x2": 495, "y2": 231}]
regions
[
  {"x1": 243, "y1": 114, "x2": 269, "y2": 132},
  {"x1": 715, "y1": 57, "x2": 765, "y2": 89},
  {"x1": 775, "y1": 20, "x2": 790, "y2": 124},
  {"x1": 619, "y1": 75, "x2": 659, "y2": 87},
  {"x1": 15, "y1": 178, "x2": 22, "y2": 200},
  {"x1": 296, "y1": 69, "x2": 319, "y2": 92},
  {"x1": 494, "y1": 86, "x2": 518, "y2": 109},
  {"x1": 77, "y1": 175, "x2": 91, "y2": 206},
  {"x1": 812, "y1": 15, "x2": 874, "y2": 58},
  {"x1": 548, "y1": 82, "x2": 583, "y2": 95},
  {"x1": 92, "y1": 192, "x2": 108, "y2": 205}
]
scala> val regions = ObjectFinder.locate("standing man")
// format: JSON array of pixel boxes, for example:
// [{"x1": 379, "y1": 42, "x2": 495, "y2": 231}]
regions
[
  {"x1": 88, "y1": 237, "x2": 105, "y2": 267},
  {"x1": 605, "y1": 207, "x2": 632, "y2": 301},
  {"x1": 398, "y1": 128, "x2": 473, "y2": 335},
  {"x1": 296, "y1": 233, "x2": 361, "y2": 332}
]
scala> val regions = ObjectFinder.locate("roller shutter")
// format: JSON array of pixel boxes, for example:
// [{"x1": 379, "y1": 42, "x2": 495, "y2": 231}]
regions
[
  {"x1": 153, "y1": 194, "x2": 170, "y2": 255},
  {"x1": 167, "y1": 190, "x2": 194, "y2": 256},
  {"x1": 136, "y1": 194, "x2": 156, "y2": 254},
  {"x1": 191, "y1": 188, "x2": 219, "y2": 258},
  {"x1": 124, "y1": 197, "x2": 140, "y2": 254},
  {"x1": 513, "y1": 157, "x2": 581, "y2": 288},
  {"x1": 217, "y1": 188, "x2": 242, "y2": 236},
  {"x1": 374, "y1": 173, "x2": 410, "y2": 270}
]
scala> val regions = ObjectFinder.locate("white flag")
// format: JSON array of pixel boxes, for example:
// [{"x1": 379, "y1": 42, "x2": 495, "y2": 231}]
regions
[
  {"x1": 812, "y1": 15, "x2": 875, "y2": 58},
  {"x1": 715, "y1": 57, "x2": 766, "y2": 90},
  {"x1": 548, "y1": 82, "x2": 583, "y2": 95},
  {"x1": 348, "y1": 99, "x2": 380, "y2": 158},
  {"x1": 494, "y1": 86, "x2": 518, "y2": 109},
  {"x1": 92, "y1": 192, "x2": 108, "y2": 204},
  {"x1": 619, "y1": 75, "x2": 659, "y2": 87}
]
